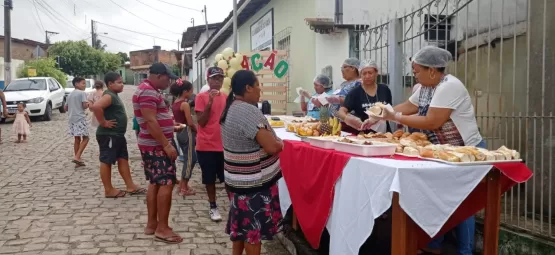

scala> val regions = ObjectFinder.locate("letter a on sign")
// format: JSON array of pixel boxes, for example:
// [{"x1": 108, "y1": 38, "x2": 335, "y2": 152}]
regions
[
  {"x1": 241, "y1": 55, "x2": 250, "y2": 70},
  {"x1": 263, "y1": 51, "x2": 276, "y2": 70}
]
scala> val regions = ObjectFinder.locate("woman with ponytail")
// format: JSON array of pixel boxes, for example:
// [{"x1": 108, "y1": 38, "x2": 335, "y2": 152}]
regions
[{"x1": 220, "y1": 70, "x2": 284, "y2": 255}]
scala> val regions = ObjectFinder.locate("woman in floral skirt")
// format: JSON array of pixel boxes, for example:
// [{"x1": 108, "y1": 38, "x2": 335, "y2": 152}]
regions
[{"x1": 220, "y1": 70, "x2": 284, "y2": 255}]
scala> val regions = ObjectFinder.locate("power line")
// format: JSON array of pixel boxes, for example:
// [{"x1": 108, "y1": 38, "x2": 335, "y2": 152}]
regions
[
  {"x1": 28, "y1": 0, "x2": 44, "y2": 32},
  {"x1": 156, "y1": 0, "x2": 202, "y2": 12},
  {"x1": 108, "y1": 0, "x2": 181, "y2": 35},
  {"x1": 33, "y1": 0, "x2": 85, "y2": 39},
  {"x1": 135, "y1": 0, "x2": 181, "y2": 20},
  {"x1": 35, "y1": 0, "x2": 87, "y2": 35},
  {"x1": 98, "y1": 34, "x2": 149, "y2": 49},
  {"x1": 95, "y1": 21, "x2": 176, "y2": 42}
]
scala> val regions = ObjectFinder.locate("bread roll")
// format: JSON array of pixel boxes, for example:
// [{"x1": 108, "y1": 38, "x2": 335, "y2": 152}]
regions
[
  {"x1": 393, "y1": 130, "x2": 404, "y2": 139},
  {"x1": 400, "y1": 138, "x2": 417, "y2": 148},
  {"x1": 403, "y1": 147, "x2": 420, "y2": 156},
  {"x1": 420, "y1": 148, "x2": 435, "y2": 158},
  {"x1": 367, "y1": 105, "x2": 383, "y2": 117},
  {"x1": 491, "y1": 152, "x2": 505, "y2": 160},
  {"x1": 396, "y1": 145, "x2": 404, "y2": 153},
  {"x1": 498, "y1": 146, "x2": 520, "y2": 159},
  {"x1": 476, "y1": 148, "x2": 496, "y2": 161},
  {"x1": 409, "y1": 132, "x2": 428, "y2": 141},
  {"x1": 450, "y1": 152, "x2": 473, "y2": 162},
  {"x1": 496, "y1": 150, "x2": 512, "y2": 160},
  {"x1": 438, "y1": 151, "x2": 461, "y2": 162}
]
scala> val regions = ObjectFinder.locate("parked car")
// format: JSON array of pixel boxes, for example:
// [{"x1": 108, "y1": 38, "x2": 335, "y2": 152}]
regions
[
  {"x1": 0, "y1": 77, "x2": 66, "y2": 123},
  {"x1": 65, "y1": 78, "x2": 95, "y2": 98}
]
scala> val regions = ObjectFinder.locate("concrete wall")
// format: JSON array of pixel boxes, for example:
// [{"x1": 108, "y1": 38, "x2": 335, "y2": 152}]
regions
[
  {"x1": 0, "y1": 57, "x2": 26, "y2": 88},
  {"x1": 237, "y1": 0, "x2": 317, "y2": 113},
  {"x1": 0, "y1": 40, "x2": 46, "y2": 62},
  {"x1": 129, "y1": 50, "x2": 178, "y2": 67},
  {"x1": 191, "y1": 28, "x2": 218, "y2": 88},
  {"x1": 315, "y1": 29, "x2": 350, "y2": 90}
]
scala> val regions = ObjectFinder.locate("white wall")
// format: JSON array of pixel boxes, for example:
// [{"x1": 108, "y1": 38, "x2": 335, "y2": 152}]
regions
[
  {"x1": 0, "y1": 57, "x2": 26, "y2": 80},
  {"x1": 314, "y1": 29, "x2": 350, "y2": 89},
  {"x1": 205, "y1": 35, "x2": 235, "y2": 70},
  {"x1": 190, "y1": 28, "x2": 218, "y2": 87}
]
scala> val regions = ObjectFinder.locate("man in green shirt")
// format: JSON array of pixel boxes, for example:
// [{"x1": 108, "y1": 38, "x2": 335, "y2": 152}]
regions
[{"x1": 90, "y1": 72, "x2": 145, "y2": 198}]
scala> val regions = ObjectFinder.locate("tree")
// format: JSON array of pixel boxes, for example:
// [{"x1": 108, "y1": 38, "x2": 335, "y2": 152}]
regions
[
  {"x1": 116, "y1": 52, "x2": 130, "y2": 65},
  {"x1": 93, "y1": 38, "x2": 107, "y2": 51},
  {"x1": 18, "y1": 58, "x2": 67, "y2": 87},
  {"x1": 48, "y1": 40, "x2": 122, "y2": 77}
]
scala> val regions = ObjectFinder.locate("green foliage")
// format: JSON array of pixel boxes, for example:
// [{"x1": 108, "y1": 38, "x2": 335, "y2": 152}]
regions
[
  {"x1": 18, "y1": 58, "x2": 67, "y2": 87},
  {"x1": 171, "y1": 64, "x2": 181, "y2": 77},
  {"x1": 48, "y1": 40, "x2": 122, "y2": 77},
  {"x1": 94, "y1": 38, "x2": 107, "y2": 51},
  {"x1": 116, "y1": 52, "x2": 130, "y2": 65}
]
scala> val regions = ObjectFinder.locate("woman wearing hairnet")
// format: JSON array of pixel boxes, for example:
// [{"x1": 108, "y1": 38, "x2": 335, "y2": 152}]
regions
[
  {"x1": 336, "y1": 60, "x2": 392, "y2": 133},
  {"x1": 370, "y1": 46, "x2": 485, "y2": 255},
  {"x1": 325, "y1": 58, "x2": 362, "y2": 117},
  {"x1": 299, "y1": 74, "x2": 333, "y2": 119}
]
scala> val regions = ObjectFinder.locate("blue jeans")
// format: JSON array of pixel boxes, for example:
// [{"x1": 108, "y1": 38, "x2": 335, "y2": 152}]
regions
[{"x1": 428, "y1": 139, "x2": 486, "y2": 255}]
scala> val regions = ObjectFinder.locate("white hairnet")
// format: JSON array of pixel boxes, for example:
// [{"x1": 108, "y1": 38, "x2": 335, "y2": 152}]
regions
[
  {"x1": 358, "y1": 60, "x2": 379, "y2": 72},
  {"x1": 343, "y1": 58, "x2": 361, "y2": 68},
  {"x1": 313, "y1": 74, "x2": 332, "y2": 89},
  {"x1": 412, "y1": 46, "x2": 453, "y2": 68}
]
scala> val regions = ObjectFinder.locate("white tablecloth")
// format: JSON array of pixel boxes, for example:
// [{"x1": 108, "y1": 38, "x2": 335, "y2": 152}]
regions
[{"x1": 276, "y1": 130, "x2": 493, "y2": 255}]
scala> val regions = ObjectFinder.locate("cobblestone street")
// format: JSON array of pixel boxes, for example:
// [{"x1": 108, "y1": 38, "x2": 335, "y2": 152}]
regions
[{"x1": 0, "y1": 86, "x2": 289, "y2": 255}]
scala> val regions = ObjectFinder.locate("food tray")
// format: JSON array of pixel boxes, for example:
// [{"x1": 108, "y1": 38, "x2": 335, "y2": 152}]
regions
[
  {"x1": 333, "y1": 141, "x2": 397, "y2": 157},
  {"x1": 395, "y1": 153, "x2": 420, "y2": 158},
  {"x1": 306, "y1": 137, "x2": 339, "y2": 150},
  {"x1": 419, "y1": 157, "x2": 522, "y2": 166}
]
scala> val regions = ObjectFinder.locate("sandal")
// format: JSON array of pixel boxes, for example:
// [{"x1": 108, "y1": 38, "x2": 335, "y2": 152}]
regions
[
  {"x1": 105, "y1": 190, "x2": 127, "y2": 199},
  {"x1": 154, "y1": 235, "x2": 183, "y2": 244},
  {"x1": 72, "y1": 160, "x2": 86, "y2": 166},
  {"x1": 129, "y1": 188, "x2": 147, "y2": 195}
]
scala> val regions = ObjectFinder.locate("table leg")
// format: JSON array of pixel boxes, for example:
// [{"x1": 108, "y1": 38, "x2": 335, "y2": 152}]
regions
[
  {"x1": 483, "y1": 170, "x2": 502, "y2": 255},
  {"x1": 391, "y1": 192, "x2": 418, "y2": 255}
]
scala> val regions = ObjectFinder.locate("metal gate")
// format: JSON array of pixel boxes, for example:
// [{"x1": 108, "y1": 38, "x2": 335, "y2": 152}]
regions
[{"x1": 354, "y1": 0, "x2": 554, "y2": 241}]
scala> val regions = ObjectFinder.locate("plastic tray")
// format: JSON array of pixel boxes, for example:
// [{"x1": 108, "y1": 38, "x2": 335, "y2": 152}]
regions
[
  {"x1": 306, "y1": 136, "x2": 340, "y2": 150},
  {"x1": 333, "y1": 141, "x2": 397, "y2": 157}
]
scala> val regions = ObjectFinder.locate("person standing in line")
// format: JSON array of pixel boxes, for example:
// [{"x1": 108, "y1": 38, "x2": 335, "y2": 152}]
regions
[
  {"x1": 220, "y1": 70, "x2": 284, "y2": 255},
  {"x1": 66, "y1": 77, "x2": 90, "y2": 167},
  {"x1": 170, "y1": 79, "x2": 197, "y2": 197},
  {"x1": 90, "y1": 72, "x2": 146, "y2": 198},
  {"x1": 195, "y1": 66, "x2": 227, "y2": 222},
  {"x1": 12, "y1": 102, "x2": 31, "y2": 143},
  {"x1": 88, "y1": 80, "x2": 105, "y2": 130},
  {"x1": 0, "y1": 90, "x2": 9, "y2": 144},
  {"x1": 133, "y1": 63, "x2": 182, "y2": 244}
]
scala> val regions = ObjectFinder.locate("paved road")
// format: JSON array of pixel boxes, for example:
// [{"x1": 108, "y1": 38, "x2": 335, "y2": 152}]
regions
[{"x1": 0, "y1": 86, "x2": 288, "y2": 255}]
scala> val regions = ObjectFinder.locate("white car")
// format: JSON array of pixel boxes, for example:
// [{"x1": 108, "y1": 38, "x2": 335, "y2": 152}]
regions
[
  {"x1": 65, "y1": 78, "x2": 95, "y2": 98},
  {"x1": 1, "y1": 77, "x2": 66, "y2": 122}
]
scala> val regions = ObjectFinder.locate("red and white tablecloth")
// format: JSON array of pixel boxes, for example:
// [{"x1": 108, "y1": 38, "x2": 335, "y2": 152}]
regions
[{"x1": 274, "y1": 128, "x2": 533, "y2": 255}]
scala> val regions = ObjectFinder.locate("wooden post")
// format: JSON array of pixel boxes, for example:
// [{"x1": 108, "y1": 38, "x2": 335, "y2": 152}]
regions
[
  {"x1": 391, "y1": 192, "x2": 418, "y2": 255},
  {"x1": 483, "y1": 170, "x2": 502, "y2": 255}
]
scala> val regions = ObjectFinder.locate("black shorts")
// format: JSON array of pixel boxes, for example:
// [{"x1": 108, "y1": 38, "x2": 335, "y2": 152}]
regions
[
  {"x1": 196, "y1": 151, "x2": 224, "y2": 185},
  {"x1": 97, "y1": 135, "x2": 129, "y2": 165}
]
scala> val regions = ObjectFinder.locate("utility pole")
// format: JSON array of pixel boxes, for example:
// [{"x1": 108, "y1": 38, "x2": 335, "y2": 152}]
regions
[
  {"x1": 4, "y1": 0, "x2": 13, "y2": 86},
  {"x1": 153, "y1": 46, "x2": 161, "y2": 63},
  {"x1": 45, "y1": 30, "x2": 59, "y2": 45},
  {"x1": 203, "y1": 5, "x2": 209, "y2": 41},
  {"x1": 91, "y1": 20, "x2": 96, "y2": 48},
  {"x1": 232, "y1": 0, "x2": 238, "y2": 52}
]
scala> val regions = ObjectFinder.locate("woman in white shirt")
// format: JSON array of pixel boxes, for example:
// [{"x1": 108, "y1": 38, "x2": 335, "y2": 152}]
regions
[{"x1": 372, "y1": 46, "x2": 484, "y2": 255}]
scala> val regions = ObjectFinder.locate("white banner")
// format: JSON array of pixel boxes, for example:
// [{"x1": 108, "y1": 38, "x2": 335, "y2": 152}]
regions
[{"x1": 250, "y1": 10, "x2": 273, "y2": 51}]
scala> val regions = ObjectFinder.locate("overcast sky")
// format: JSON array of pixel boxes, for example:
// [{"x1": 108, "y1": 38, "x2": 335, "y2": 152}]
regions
[{"x1": 1, "y1": 0, "x2": 232, "y2": 54}]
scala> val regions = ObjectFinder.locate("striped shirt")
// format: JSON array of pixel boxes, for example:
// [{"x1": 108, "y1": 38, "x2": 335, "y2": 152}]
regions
[
  {"x1": 221, "y1": 101, "x2": 282, "y2": 194},
  {"x1": 132, "y1": 80, "x2": 174, "y2": 150}
]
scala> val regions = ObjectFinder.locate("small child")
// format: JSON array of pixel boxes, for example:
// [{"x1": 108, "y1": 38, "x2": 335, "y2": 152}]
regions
[{"x1": 13, "y1": 102, "x2": 31, "y2": 143}]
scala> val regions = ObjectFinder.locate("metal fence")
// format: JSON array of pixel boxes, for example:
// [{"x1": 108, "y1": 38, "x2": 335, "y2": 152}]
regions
[{"x1": 355, "y1": 0, "x2": 554, "y2": 241}]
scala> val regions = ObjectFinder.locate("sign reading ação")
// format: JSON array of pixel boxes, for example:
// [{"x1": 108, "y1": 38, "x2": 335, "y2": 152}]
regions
[{"x1": 240, "y1": 51, "x2": 289, "y2": 79}]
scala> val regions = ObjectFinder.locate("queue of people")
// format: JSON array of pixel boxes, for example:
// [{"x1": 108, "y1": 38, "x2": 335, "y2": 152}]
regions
[{"x1": 58, "y1": 44, "x2": 482, "y2": 254}]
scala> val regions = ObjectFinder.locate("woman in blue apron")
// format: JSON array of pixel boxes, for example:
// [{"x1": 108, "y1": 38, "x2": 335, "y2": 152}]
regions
[
  {"x1": 371, "y1": 46, "x2": 486, "y2": 255},
  {"x1": 300, "y1": 74, "x2": 333, "y2": 119}
]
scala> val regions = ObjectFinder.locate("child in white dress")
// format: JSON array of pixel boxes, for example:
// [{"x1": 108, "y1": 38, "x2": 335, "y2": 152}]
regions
[{"x1": 13, "y1": 102, "x2": 31, "y2": 143}]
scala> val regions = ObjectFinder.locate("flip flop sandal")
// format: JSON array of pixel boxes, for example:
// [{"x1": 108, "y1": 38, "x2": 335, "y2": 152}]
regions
[
  {"x1": 183, "y1": 189, "x2": 196, "y2": 196},
  {"x1": 154, "y1": 235, "x2": 183, "y2": 244},
  {"x1": 72, "y1": 160, "x2": 86, "y2": 166},
  {"x1": 105, "y1": 190, "x2": 127, "y2": 199},
  {"x1": 144, "y1": 227, "x2": 173, "y2": 235},
  {"x1": 129, "y1": 188, "x2": 147, "y2": 195}
]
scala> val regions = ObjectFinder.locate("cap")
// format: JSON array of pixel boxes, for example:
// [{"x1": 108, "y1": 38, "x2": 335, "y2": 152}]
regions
[
  {"x1": 207, "y1": 66, "x2": 224, "y2": 78},
  {"x1": 149, "y1": 63, "x2": 178, "y2": 79}
]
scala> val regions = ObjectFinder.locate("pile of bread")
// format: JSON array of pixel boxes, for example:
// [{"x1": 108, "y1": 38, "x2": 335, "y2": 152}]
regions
[
  {"x1": 394, "y1": 132, "x2": 520, "y2": 162},
  {"x1": 358, "y1": 130, "x2": 520, "y2": 163}
]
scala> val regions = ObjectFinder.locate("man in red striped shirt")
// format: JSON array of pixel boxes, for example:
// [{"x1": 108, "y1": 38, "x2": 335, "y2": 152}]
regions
[{"x1": 132, "y1": 63, "x2": 182, "y2": 244}]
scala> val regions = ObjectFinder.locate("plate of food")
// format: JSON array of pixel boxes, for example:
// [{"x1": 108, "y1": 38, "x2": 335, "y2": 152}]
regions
[
  {"x1": 416, "y1": 145, "x2": 522, "y2": 165},
  {"x1": 333, "y1": 138, "x2": 397, "y2": 157}
]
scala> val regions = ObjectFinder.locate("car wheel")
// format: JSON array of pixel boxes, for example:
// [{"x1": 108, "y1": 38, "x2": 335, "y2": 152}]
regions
[
  {"x1": 59, "y1": 98, "x2": 67, "y2": 113},
  {"x1": 43, "y1": 103, "x2": 53, "y2": 121}
]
